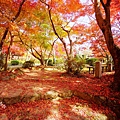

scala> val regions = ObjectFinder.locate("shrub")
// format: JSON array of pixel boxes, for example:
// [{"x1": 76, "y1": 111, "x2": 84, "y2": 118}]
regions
[
  {"x1": 86, "y1": 58, "x2": 98, "y2": 66},
  {"x1": 55, "y1": 58, "x2": 64, "y2": 70},
  {"x1": 55, "y1": 58, "x2": 64, "y2": 64},
  {"x1": 64, "y1": 55, "x2": 85, "y2": 75},
  {"x1": 11, "y1": 60, "x2": 19, "y2": 65},
  {"x1": 48, "y1": 59, "x2": 53, "y2": 66},
  {"x1": 44, "y1": 59, "x2": 53, "y2": 66},
  {"x1": 22, "y1": 60, "x2": 34, "y2": 68}
]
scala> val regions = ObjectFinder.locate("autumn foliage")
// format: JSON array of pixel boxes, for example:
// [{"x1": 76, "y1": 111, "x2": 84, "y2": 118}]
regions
[{"x1": 0, "y1": 0, "x2": 120, "y2": 119}]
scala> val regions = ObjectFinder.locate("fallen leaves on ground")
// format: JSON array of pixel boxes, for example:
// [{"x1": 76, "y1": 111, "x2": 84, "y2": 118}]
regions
[
  {"x1": 0, "y1": 97, "x2": 115, "y2": 120},
  {"x1": 0, "y1": 68, "x2": 119, "y2": 119}
]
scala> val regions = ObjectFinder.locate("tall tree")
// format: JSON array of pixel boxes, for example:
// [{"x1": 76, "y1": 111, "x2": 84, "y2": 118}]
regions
[
  {"x1": 94, "y1": 0, "x2": 120, "y2": 91},
  {"x1": 0, "y1": 0, "x2": 26, "y2": 51},
  {"x1": 0, "y1": 0, "x2": 26, "y2": 70},
  {"x1": 39, "y1": 0, "x2": 86, "y2": 73},
  {"x1": 17, "y1": 2, "x2": 57, "y2": 65}
]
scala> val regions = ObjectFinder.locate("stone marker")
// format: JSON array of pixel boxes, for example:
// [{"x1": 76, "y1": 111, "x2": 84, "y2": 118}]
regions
[
  {"x1": 95, "y1": 61, "x2": 102, "y2": 78},
  {"x1": 107, "y1": 63, "x2": 112, "y2": 72}
]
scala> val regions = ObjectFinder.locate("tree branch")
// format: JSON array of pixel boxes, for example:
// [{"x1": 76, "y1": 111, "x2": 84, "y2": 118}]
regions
[
  {"x1": 0, "y1": 0, "x2": 26, "y2": 51},
  {"x1": 100, "y1": 0, "x2": 105, "y2": 8},
  {"x1": 94, "y1": 0, "x2": 105, "y2": 31},
  {"x1": 0, "y1": 28, "x2": 9, "y2": 50},
  {"x1": 11, "y1": 0, "x2": 26, "y2": 22}
]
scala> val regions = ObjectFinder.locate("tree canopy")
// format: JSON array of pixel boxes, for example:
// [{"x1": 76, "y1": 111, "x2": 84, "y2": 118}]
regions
[{"x1": 0, "y1": 0, "x2": 120, "y2": 90}]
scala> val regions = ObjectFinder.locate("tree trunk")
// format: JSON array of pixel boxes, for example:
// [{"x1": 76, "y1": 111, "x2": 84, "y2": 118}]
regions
[
  {"x1": 31, "y1": 52, "x2": 45, "y2": 66},
  {"x1": 0, "y1": 28, "x2": 9, "y2": 51},
  {"x1": 104, "y1": 29, "x2": 120, "y2": 91},
  {"x1": 111, "y1": 50, "x2": 120, "y2": 91},
  {"x1": 39, "y1": 56, "x2": 45, "y2": 66},
  {"x1": 0, "y1": 0, "x2": 26, "y2": 71},
  {"x1": 94, "y1": 0, "x2": 120, "y2": 91}
]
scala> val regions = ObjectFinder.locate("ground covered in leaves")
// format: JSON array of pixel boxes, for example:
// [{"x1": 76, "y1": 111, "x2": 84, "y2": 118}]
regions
[{"x1": 0, "y1": 67, "x2": 120, "y2": 120}]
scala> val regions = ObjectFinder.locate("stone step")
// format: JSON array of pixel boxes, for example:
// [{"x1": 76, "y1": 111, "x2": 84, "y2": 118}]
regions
[{"x1": 0, "y1": 90, "x2": 119, "y2": 119}]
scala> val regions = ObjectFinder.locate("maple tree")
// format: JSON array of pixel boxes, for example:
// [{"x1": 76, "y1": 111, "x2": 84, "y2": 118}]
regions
[
  {"x1": 0, "y1": 0, "x2": 40, "y2": 70},
  {"x1": 0, "y1": 0, "x2": 26, "y2": 50},
  {"x1": 94, "y1": 0, "x2": 120, "y2": 91},
  {"x1": 18, "y1": 31, "x2": 57, "y2": 66},
  {"x1": 88, "y1": 21, "x2": 111, "y2": 61},
  {"x1": 0, "y1": 0, "x2": 120, "y2": 119},
  {"x1": 39, "y1": 0, "x2": 88, "y2": 73},
  {"x1": 0, "y1": 0, "x2": 26, "y2": 70},
  {"x1": 17, "y1": 2, "x2": 58, "y2": 66},
  {"x1": 84, "y1": 0, "x2": 120, "y2": 62},
  {"x1": 0, "y1": 0, "x2": 119, "y2": 88}
]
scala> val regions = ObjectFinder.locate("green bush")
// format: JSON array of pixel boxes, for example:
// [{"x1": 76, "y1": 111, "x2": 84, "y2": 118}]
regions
[
  {"x1": 64, "y1": 55, "x2": 85, "y2": 75},
  {"x1": 44, "y1": 59, "x2": 53, "y2": 66},
  {"x1": 55, "y1": 58, "x2": 64, "y2": 64},
  {"x1": 48, "y1": 59, "x2": 53, "y2": 66},
  {"x1": 86, "y1": 58, "x2": 98, "y2": 66},
  {"x1": 22, "y1": 60, "x2": 34, "y2": 68},
  {"x1": 11, "y1": 60, "x2": 19, "y2": 65}
]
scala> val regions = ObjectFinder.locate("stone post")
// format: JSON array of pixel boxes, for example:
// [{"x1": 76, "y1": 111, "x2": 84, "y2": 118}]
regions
[
  {"x1": 107, "y1": 63, "x2": 112, "y2": 72},
  {"x1": 95, "y1": 61, "x2": 102, "y2": 78}
]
